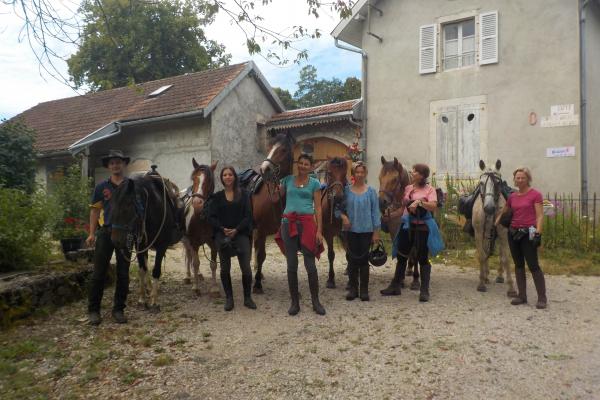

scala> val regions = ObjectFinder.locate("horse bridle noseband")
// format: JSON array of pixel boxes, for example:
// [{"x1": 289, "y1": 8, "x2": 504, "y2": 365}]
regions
[
  {"x1": 479, "y1": 171, "x2": 502, "y2": 204},
  {"x1": 379, "y1": 176, "x2": 404, "y2": 210}
]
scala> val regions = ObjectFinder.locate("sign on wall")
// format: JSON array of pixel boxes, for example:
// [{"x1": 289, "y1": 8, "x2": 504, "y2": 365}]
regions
[
  {"x1": 540, "y1": 104, "x2": 579, "y2": 128},
  {"x1": 546, "y1": 146, "x2": 576, "y2": 158}
]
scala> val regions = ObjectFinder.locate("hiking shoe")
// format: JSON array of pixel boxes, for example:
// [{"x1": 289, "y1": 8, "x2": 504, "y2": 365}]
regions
[
  {"x1": 111, "y1": 310, "x2": 128, "y2": 324},
  {"x1": 88, "y1": 311, "x2": 101, "y2": 326}
]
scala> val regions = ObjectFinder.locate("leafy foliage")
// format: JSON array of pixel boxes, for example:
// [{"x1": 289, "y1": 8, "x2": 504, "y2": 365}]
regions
[
  {"x1": 293, "y1": 65, "x2": 361, "y2": 108},
  {"x1": 272, "y1": 87, "x2": 298, "y2": 110},
  {"x1": 67, "y1": 0, "x2": 231, "y2": 90},
  {"x1": 0, "y1": 119, "x2": 37, "y2": 193},
  {"x1": 0, "y1": 188, "x2": 54, "y2": 272}
]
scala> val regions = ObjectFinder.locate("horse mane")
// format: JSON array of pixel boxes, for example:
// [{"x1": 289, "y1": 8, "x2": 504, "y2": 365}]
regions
[{"x1": 269, "y1": 132, "x2": 295, "y2": 148}]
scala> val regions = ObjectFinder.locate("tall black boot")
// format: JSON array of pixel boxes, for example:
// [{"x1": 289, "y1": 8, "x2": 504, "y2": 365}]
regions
[
  {"x1": 380, "y1": 259, "x2": 405, "y2": 296},
  {"x1": 359, "y1": 264, "x2": 370, "y2": 301},
  {"x1": 221, "y1": 273, "x2": 234, "y2": 311},
  {"x1": 531, "y1": 270, "x2": 547, "y2": 309},
  {"x1": 346, "y1": 264, "x2": 358, "y2": 301},
  {"x1": 287, "y1": 271, "x2": 300, "y2": 316},
  {"x1": 511, "y1": 267, "x2": 527, "y2": 305},
  {"x1": 242, "y1": 274, "x2": 257, "y2": 309},
  {"x1": 419, "y1": 264, "x2": 431, "y2": 302},
  {"x1": 307, "y1": 270, "x2": 326, "y2": 315}
]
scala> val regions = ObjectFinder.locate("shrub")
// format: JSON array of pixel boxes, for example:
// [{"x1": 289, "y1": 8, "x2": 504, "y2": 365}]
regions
[
  {"x1": 0, "y1": 188, "x2": 53, "y2": 272},
  {"x1": 0, "y1": 119, "x2": 37, "y2": 193}
]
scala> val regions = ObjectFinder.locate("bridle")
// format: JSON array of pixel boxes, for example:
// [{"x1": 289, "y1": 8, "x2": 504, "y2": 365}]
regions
[
  {"x1": 321, "y1": 168, "x2": 346, "y2": 223},
  {"x1": 379, "y1": 174, "x2": 404, "y2": 210},
  {"x1": 478, "y1": 170, "x2": 502, "y2": 258},
  {"x1": 188, "y1": 165, "x2": 214, "y2": 219}
]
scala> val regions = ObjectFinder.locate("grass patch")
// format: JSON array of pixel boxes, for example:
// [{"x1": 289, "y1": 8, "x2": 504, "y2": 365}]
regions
[{"x1": 152, "y1": 354, "x2": 175, "y2": 367}]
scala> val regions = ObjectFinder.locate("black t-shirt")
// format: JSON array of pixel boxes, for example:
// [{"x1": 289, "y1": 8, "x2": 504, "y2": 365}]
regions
[{"x1": 207, "y1": 189, "x2": 252, "y2": 236}]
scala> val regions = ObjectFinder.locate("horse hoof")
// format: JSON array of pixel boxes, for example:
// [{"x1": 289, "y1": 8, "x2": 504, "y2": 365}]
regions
[
  {"x1": 495, "y1": 276, "x2": 504, "y2": 284},
  {"x1": 137, "y1": 302, "x2": 149, "y2": 310},
  {"x1": 485, "y1": 278, "x2": 490, "y2": 284},
  {"x1": 326, "y1": 280, "x2": 336, "y2": 289},
  {"x1": 507, "y1": 290, "x2": 518, "y2": 298},
  {"x1": 477, "y1": 285, "x2": 487, "y2": 292},
  {"x1": 149, "y1": 305, "x2": 160, "y2": 313},
  {"x1": 198, "y1": 274, "x2": 205, "y2": 281},
  {"x1": 253, "y1": 286, "x2": 264, "y2": 295},
  {"x1": 183, "y1": 278, "x2": 191, "y2": 284},
  {"x1": 410, "y1": 280, "x2": 420, "y2": 291},
  {"x1": 194, "y1": 289, "x2": 202, "y2": 297}
]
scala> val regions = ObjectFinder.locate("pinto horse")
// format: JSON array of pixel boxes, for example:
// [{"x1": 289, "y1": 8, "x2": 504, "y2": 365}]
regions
[
  {"x1": 378, "y1": 157, "x2": 420, "y2": 289},
  {"x1": 110, "y1": 168, "x2": 184, "y2": 312},
  {"x1": 181, "y1": 159, "x2": 219, "y2": 296},
  {"x1": 472, "y1": 159, "x2": 516, "y2": 296},
  {"x1": 251, "y1": 132, "x2": 294, "y2": 294},
  {"x1": 321, "y1": 156, "x2": 348, "y2": 289}
]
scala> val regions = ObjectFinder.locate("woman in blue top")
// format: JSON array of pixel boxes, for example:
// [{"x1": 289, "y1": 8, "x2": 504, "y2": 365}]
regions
[
  {"x1": 276, "y1": 153, "x2": 325, "y2": 316},
  {"x1": 340, "y1": 161, "x2": 381, "y2": 301}
]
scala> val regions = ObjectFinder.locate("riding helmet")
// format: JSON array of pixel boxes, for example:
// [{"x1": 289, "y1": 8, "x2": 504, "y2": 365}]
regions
[{"x1": 368, "y1": 240, "x2": 388, "y2": 267}]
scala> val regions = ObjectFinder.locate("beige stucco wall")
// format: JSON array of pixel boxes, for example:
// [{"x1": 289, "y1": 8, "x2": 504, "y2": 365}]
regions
[
  {"x1": 91, "y1": 117, "x2": 211, "y2": 190},
  {"x1": 586, "y1": 1, "x2": 600, "y2": 197},
  {"x1": 210, "y1": 75, "x2": 277, "y2": 180},
  {"x1": 361, "y1": 0, "x2": 581, "y2": 194}
]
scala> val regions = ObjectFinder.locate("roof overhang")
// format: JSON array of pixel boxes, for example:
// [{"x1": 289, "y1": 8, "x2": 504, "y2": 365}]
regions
[
  {"x1": 331, "y1": 0, "x2": 371, "y2": 48},
  {"x1": 267, "y1": 110, "x2": 356, "y2": 131}
]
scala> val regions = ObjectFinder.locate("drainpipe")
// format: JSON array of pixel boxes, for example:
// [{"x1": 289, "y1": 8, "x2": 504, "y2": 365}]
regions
[
  {"x1": 335, "y1": 38, "x2": 368, "y2": 160},
  {"x1": 580, "y1": 0, "x2": 589, "y2": 213}
]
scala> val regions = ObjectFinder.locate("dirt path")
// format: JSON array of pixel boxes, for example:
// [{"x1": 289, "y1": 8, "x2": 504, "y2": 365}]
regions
[{"x1": 1, "y1": 242, "x2": 599, "y2": 400}]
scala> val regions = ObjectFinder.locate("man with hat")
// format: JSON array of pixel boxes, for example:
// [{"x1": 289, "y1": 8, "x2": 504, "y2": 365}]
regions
[{"x1": 86, "y1": 150, "x2": 132, "y2": 325}]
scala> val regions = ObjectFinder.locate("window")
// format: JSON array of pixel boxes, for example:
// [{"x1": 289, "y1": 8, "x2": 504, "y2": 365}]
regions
[{"x1": 443, "y1": 19, "x2": 475, "y2": 70}]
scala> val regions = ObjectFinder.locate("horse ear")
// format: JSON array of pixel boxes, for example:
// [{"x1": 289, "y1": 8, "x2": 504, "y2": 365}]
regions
[
  {"x1": 192, "y1": 158, "x2": 200, "y2": 170},
  {"x1": 495, "y1": 159, "x2": 502, "y2": 171},
  {"x1": 393, "y1": 157, "x2": 399, "y2": 169},
  {"x1": 381, "y1": 156, "x2": 387, "y2": 165},
  {"x1": 479, "y1": 160, "x2": 486, "y2": 171},
  {"x1": 210, "y1": 160, "x2": 218, "y2": 171}
]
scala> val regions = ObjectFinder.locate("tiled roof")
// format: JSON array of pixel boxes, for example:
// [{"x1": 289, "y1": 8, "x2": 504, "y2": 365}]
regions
[
  {"x1": 11, "y1": 63, "x2": 249, "y2": 154},
  {"x1": 269, "y1": 99, "x2": 359, "y2": 123}
]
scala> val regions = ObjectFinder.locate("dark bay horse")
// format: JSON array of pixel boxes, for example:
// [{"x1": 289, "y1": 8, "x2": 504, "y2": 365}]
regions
[
  {"x1": 110, "y1": 168, "x2": 184, "y2": 311},
  {"x1": 251, "y1": 132, "x2": 294, "y2": 294},
  {"x1": 378, "y1": 157, "x2": 419, "y2": 290},
  {"x1": 321, "y1": 157, "x2": 348, "y2": 289},
  {"x1": 181, "y1": 159, "x2": 218, "y2": 296}
]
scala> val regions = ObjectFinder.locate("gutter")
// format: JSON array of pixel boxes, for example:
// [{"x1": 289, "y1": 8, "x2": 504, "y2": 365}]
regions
[
  {"x1": 334, "y1": 38, "x2": 368, "y2": 161},
  {"x1": 580, "y1": 0, "x2": 589, "y2": 212}
]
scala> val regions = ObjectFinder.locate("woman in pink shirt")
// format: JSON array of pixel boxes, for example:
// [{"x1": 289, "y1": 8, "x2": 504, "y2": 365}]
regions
[{"x1": 497, "y1": 167, "x2": 547, "y2": 309}]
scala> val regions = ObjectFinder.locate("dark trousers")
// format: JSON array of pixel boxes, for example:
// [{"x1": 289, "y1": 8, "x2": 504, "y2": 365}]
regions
[
  {"x1": 396, "y1": 226, "x2": 429, "y2": 267},
  {"x1": 88, "y1": 227, "x2": 131, "y2": 313},
  {"x1": 508, "y1": 232, "x2": 541, "y2": 272},
  {"x1": 216, "y1": 232, "x2": 252, "y2": 277},
  {"x1": 345, "y1": 232, "x2": 372, "y2": 267},
  {"x1": 280, "y1": 221, "x2": 317, "y2": 276}
]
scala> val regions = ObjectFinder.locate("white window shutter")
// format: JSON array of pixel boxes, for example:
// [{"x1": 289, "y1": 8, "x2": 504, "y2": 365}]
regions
[
  {"x1": 419, "y1": 24, "x2": 437, "y2": 74},
  {"x1": 479, "y1": 11, "x2": 498, "y2": 65}
]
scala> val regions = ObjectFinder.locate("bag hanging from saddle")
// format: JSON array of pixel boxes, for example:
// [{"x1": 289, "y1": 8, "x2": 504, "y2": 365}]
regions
[{"x1": 498, "y1": 207, "x2": 513, "y2": 228}]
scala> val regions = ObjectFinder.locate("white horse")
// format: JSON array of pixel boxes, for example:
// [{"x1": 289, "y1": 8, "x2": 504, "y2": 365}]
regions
[{"x1": 472, "y1": 159, "x2": 517, "y2": 296}]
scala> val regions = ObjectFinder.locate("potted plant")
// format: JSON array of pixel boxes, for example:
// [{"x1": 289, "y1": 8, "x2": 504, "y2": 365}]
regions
[{"x1": 347, "y1": 142, "x2": 364, "y2": 162}]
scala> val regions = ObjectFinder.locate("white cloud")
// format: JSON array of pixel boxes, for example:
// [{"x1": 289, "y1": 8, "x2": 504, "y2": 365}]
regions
[{"x1": 0, "y1": 0, "x2": 360, "y2": 119}]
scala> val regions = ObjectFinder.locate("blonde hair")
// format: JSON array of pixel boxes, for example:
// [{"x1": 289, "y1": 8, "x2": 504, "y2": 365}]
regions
[
  {"x1": 513, "y1": 167, "x2": 532, "y2": 185},
  {"x1": 351, "y1": 161, "x2": 368, "y2": 176}
]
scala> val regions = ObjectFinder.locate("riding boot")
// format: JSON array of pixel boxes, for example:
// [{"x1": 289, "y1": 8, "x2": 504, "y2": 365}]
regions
[
  {"x1": 221, "y1": 273, "x2": 234, "y2": 311},
  {"x1": 511, "y1": 267, "x2": 527, "y2": 305},
  {"x1": 380, "y1": 260, "x2": 405, "y2": 296},
  {"x1": 242, "y1": 274, "x2": 257, "y2": 310},
  {"x1": 419, "y1": 264, "x2": 431, "y2": 302},
  {"x1": 359, "y1": 264, "x2": 370, "y2": 301},
  {"x1": 346, "y1": 265, "x2": 358, "y2": 301},
  {"x1": 531, "y1": 270, "x2": 547, "y2": 309},
  {"x1": 287, "y1": 271, "x2": 300, "y2": 316},
  {"x1": 307, "y1": 270, "x2": 326, "y2": 315}
]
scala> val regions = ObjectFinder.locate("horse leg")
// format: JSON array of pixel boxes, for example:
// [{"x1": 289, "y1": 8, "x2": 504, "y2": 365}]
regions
[
  {"x1": 182, "y1": 239, "x2": 192, "y2": 284},
  {"x1": 499, "y1": 230, "x2": 517, "y2": 297},
  {"x1": 326, "y1": 235, "x2": 336, "y2": 289},
  {"x1": 137, "y1": 253, "x2": 150, "y2": 309},
  {"x1": 253, "y1": 233, "x2": 266, "y2": 294},
  {"x1": 409, "y1": 249, "x2": 420, "y2": 291},
  {"x1": 209, "y1": 245, "x2": 220, "y2": 298},
  {"x1": 191, "y1": 245, "x2": 201, "y2": 297},
  {"x1": 149, "y1": 248, "x2": 166, "y2": 313},
  {"x1": 476, "y1": 236, "x2": 489, "y2": 292}
]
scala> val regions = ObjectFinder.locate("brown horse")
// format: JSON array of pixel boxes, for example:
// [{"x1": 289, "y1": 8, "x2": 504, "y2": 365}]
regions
[
  {"x1": 181, "y1": 158, "x2": 219, "y2": 296},
  {"x1": 321, "y1": 157, "x2": 349, "y2": 289},
  {"x1": 378, "y1": 156, "x2": 420, "y2": 290},
  {"x1": 251, "y1": 132, "x2": 295, "y2": 294}
]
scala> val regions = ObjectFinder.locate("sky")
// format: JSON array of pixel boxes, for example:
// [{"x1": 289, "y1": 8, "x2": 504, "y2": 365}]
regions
[{"x1": 0, "y1": 0, "x2": 361, "y2": 120}]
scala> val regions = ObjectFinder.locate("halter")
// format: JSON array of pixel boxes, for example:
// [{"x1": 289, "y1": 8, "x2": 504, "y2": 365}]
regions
[
  {"x1": 478, "y1": 170, "x2": 503, "y2": 258},
  {"x1": 322, "y1": 168, "x2": 347, "y2": 224},
  {"x1": 478, "y1": 171, "x2": 502, "y2": 205},
  {"x1": 379, "y1": 175, "x2": 404, "y2": 209}
]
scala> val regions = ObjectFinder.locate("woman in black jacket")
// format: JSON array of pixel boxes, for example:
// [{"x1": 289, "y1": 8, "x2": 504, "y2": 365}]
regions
[{"x1": 208, "y1": 166, "x2": 256, "y2": 311}]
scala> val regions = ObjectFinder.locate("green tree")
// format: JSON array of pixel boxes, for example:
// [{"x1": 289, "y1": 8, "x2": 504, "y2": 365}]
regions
[
  {"x1": 293, "y1": 65, "x2": 360, "y2": 108},
  {"x1": 272, "y1": 87, "x2": 298, "y2": 110},
  {"x1": 343, "y1": 76, "x2": 361, "y2": 100},
  {"x1": 67, "y1": 0, "x2": 231, "y2": 90},
  {"x1": 0, "y1": 119, "x2": 37, "y2": 193}
]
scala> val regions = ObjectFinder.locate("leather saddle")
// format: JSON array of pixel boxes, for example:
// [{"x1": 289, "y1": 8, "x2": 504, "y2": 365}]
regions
[{"x1": 239, "y1": 168, "x2": 264, "y2": 195}]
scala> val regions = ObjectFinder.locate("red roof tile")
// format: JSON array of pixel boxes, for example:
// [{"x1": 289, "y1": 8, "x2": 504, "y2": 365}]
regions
[
  {"x1": 269, "y1": 99, "x2": 359, "y2": 123},
  {"x1": 12, "y1": 63, "x2": 249, "y2": 154}
]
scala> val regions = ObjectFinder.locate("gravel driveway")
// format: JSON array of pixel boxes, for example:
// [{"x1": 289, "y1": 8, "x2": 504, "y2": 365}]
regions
[{"x1": 2, "y1": 242, "x2": 599, "y2": 400}]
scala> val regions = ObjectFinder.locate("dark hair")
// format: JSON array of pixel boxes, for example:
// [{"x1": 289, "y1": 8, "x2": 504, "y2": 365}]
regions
[
  {"x1": 412, "y1": 163, "x2": 430, "y2": 186},
  {"x1": 297, "y1": 153, "x2": 314, "y2": 164},
  {"x1": 220, "y1": 166, "x2": 240, "y2": 198}
]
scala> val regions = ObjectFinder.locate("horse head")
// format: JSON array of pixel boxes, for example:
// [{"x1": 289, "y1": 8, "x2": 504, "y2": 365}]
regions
[
  {"x1": 378, "y1": 156, "x2": 409, "y2": 213},
  {"x1": 190, "y1": 158, "x2": 217, "y2": 212},
  {"x1": 324, "y1": 156, "x2": 348, "y2": 203},
  {"x1": 478, "y1": 159, "x2": 503, "y2": 216},
  {"x1": 109, "y1": 178, "x2": 141, "y2": 249},
  {"x1": 260, "y1": 132, "x2": 295, "y2": 181}
]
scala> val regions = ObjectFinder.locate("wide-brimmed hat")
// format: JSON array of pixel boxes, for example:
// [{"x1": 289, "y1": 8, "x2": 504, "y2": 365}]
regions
[{"x1": 101, "y1": 150, "x2": 130, "y2": 168}]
